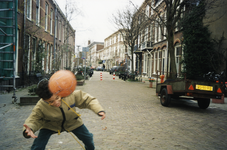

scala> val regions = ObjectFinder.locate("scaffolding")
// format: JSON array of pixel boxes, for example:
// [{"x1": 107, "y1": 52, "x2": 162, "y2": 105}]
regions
[{"x1": 0, "y1": 0, "x2": 17, "y2": 103}]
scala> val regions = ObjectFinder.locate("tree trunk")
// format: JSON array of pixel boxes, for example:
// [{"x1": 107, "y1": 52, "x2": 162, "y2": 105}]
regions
[
  {"x1": 131, "y1": 47, "x2": 134, "y2": 73},
  {"x1": 167, "y1": 30, "x2": 177, "y2": 79}
]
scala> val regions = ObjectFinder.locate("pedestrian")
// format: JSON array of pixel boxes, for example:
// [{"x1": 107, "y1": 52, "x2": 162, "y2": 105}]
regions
[
  {"x1": 103, "y1": 64, "x2": 105, "y2": 71},
  {"x1": 22, "y1": 79, "x2": 106, "y2": 150}
]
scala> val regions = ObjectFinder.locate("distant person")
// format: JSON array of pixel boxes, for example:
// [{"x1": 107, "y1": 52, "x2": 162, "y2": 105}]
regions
[
  {"x1": 103, "y1": 64, "x2": 105, "y2": 71},
  {"x1": 22, "y1": 79, "x2": 106, "y2": 150}
]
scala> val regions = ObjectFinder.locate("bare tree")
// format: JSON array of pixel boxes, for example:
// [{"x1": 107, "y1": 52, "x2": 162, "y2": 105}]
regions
[
  {"x1": 135, "y1": 0, "x2": 226, "y2": 79},
  {"x1": 53, "y1": 0, "x2": 80, "y2": 71},
  {"x1": 112, "y1": 5, "x2": 149, "y2": 73}
]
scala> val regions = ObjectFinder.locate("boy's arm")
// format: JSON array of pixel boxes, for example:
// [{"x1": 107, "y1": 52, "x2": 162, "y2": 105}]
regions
[
  {"x1": 74, "y1": 90, "x2": 105, "y2": 115},
  {"x1": 23, "y1": 124, "x2": 37, "y2": 138},
  {"x1": 22, "y1": 107, "x2": 44, "y2": 137}
]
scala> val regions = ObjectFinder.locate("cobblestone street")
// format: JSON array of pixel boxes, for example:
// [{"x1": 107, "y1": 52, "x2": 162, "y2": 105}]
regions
[{"x1": 0, "y1": 71, "x2": 227, "y2": 150}]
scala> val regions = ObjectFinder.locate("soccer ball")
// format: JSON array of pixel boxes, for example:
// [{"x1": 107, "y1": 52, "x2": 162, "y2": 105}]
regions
[{"x1": 48, "y1": 70, "x2": 77, "y2": 97}]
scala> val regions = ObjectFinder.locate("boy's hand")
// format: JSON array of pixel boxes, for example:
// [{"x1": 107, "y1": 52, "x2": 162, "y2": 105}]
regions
[
  {"x1": 23, "y1": 124, "x2": 38, "y2": 138},
  {"x1": 98, "y1": 112, "x2": 106, "y2": 120}
]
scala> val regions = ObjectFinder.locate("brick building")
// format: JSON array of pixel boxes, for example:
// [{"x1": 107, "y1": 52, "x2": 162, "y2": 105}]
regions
[
  {"x1": 134, "y1": 0, "x2": 226, "y2": 80},
  {"x1": 16, "y1": 0, "x2": 75, "y2": 85}
]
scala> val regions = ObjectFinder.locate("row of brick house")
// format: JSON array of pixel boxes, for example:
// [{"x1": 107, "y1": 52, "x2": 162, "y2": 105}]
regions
[
  {"x1": 85, "y1": 0, "x2": 227, "y2": 80},
  {"x1": 14, "y1": 0, "x2": 75, "y2": 86}
]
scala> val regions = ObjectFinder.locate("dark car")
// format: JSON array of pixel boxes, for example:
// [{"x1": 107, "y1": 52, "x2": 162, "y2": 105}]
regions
[
  {"x1": 109, "y1": 66, "x2": 118, "y2": 74},
  {"x1": 119, "y1": 67, "x2": 131, "y2": 80}
]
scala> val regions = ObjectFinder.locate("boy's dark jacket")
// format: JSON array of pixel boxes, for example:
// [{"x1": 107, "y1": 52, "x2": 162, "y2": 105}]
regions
[{"x1": 23, "y1": 90, "x2": 104, "y2": 134}]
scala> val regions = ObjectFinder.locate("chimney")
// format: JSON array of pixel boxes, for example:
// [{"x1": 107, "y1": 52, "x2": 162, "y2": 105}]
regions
[{"x1": 88, "y1": 40, "x2": 91, "y2": 45}]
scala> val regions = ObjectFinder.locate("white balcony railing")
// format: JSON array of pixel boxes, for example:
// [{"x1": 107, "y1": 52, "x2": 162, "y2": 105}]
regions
[{"x1": 141, "y1": 41, "x2": 153, "y2": 50}]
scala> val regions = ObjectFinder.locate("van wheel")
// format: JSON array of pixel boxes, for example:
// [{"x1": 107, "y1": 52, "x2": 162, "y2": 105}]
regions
[
  {"x1": 197, "y1": 98, "x2": 210, "y2": 109},
  {"x1": 160, "y1": 88, "x2": 171, "y2": 106}
]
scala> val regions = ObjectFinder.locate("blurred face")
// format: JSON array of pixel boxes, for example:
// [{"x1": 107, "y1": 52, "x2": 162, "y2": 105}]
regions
[{"x1": 44, "y1": 94, "x2": 62, "y2": 107}]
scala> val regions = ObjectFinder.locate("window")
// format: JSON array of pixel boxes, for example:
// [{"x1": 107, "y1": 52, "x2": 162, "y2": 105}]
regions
[
  {"x1": 59, "y1": 21, "x2": 61, "y2": 40},
  {"x1": 145, "y1": 27, "x2": 148, "y2": 41},
  {"x1": 50, "y1": 9, "x2": 53, "y2": 34},
  {"x1": 46, "y1": 44, "x2": 49, "y2": 73},
  {"x1": 26, "y1": 0, "x2": 32, "y2": 20},
  {"x1": 154, "y1": 52, "x2": 157, "y2": 73},
  {"x1": 158, "y1": 18, "x2": 162, "y2": 41},
  {"x1": 32, "y1": 38, "x2": 37, "y2": 72},
  {"x1": 42, "y1": 43, "x2": 45, "y2": 70},
  {"x1": 62, "y1": 25, "x2": 64, "y2": 41},
  {"x1": 144, "y1": 54, "x2": 147, "y2": 73},
  {"x1": 158, "y1": 50, "x2": 162, "y2": 74},
  {"x1": 55, "y1": 17, "x2": 58, "y2": 38},
  {"x1": 175, "y1": 45, "x2": 182, "y2": 75},
  {"x1": 25, "y1": 35, "x2": 31, "y2": 74},
  {"x1": 146, "y1": 5, "x2": 149, "y2": 17},
  {"x1": 36, "y1": 0, "x2": 40, "y2": 25},
  {"x1": 45, "y1": 3, "x2": 49, "y2": 31},
  {"x1": 162, "y1": 49, "x2": 166, "y2": 74},
  {"x1": 151, "y1": 1, "x2": 154, "y2": 15},
  {"x1": 150, "y1": 24, "x2": 153, "y2": 42},
  {"x1": 155, "y1": 20, "x2": 158, "y2": 43},
  {"x1": 164, "y1": 11, "x2": 167, "y2": 39}
]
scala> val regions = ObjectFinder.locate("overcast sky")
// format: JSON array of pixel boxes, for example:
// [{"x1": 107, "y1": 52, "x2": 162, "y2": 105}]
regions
[{"x1": 54, "y1": 0, "x2": 143, "y2": 50}]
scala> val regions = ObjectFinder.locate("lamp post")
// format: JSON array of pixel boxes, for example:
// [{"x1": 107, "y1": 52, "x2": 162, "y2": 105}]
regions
[{"x1": 76, "y1": 45, "x2": 80, "y2": 68}]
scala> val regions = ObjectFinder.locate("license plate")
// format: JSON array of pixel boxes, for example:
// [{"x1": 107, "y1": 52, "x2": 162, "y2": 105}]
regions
[{"x1": 196, "y1": 85, "x2": 213, "y2": 91}]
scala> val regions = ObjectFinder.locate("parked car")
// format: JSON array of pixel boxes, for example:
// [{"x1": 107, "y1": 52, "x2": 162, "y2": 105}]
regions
[
  {"x1": 119, "y1": 67, "x2": 131, "y2": 81},
  {"x1": 117, "y1": 66, "x2": 126, "y2": 78},
  {"x1": 96, "y1": 66, "x2": 103, "y2": 71},
  {"x1": 109, "y1": 66, "x2": 118, "y2": 74}
]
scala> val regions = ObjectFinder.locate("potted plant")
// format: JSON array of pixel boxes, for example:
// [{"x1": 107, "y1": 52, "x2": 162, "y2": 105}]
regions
[
  {"x1": 20, "y1": 84, "x2": 40, "y2": 105},
  {"x1": 149, "y1": 77, "x2": 155, "y2": 88},
  {"x1": 75, "y1": 73, "x2": 85, "y2": 86}
]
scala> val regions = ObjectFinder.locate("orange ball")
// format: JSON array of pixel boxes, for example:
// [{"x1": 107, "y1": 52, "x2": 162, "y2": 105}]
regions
[{"x1": 48, "y1": 70, "x2": 77, "y2": 97}]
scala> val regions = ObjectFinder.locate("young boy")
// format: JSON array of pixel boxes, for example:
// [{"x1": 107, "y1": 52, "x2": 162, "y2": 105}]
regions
[{"x1": 23, "y1": 79, "x2": 105, "y2": 150}]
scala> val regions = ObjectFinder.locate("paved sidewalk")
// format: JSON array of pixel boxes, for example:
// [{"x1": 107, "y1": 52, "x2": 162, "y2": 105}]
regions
[{"x1": 0, "y1": 71, "x2": 227, "y2": 150}]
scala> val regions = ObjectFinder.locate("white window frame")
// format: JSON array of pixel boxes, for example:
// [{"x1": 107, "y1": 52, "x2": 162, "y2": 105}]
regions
[
  {"x1": 50, "y1": 45, "x2": 53, "y2": 71},
  {"x1": 45, "y1": 3, "x2": 49, "y2": 31},
  {"x1": 158, "y1": 18, "x2": 161, "y2": 42},
  {"x1": 50, "y1": 9, "x2": 53, "y2": 34},
  {"x1": 62, "y1": 24, "x2": 64, "y2": 41},
  {"x1": 158, "y1": 50, "x2": 161, "y2": 74},
  {"x1": 154, "y1": 21, "x2": 158, "y2": 43},
  {"x1": 46, "y1": 44, "x2": 49, "y2": 73},
  {"x1": 146, "y1": 5, "x2": 149, "y2": 17},
  {"x1": 32, "y1": 38, "x2": 37, "y2": 72},
  {"x1": 143, "y1": 53, "x2": 147, "y2": 73},
  {"x1": 42, "y1": 43, "x2": 45, "y2": 70},
  {"x1": 162, "y1": 49, "x2": 166, "y2": 75},
  {"x1": 26, "y1": 0, "x2": 32, "y2": 20},
  {"x1": 55, "y1": 17, "x2": 58, "y2": 38},
  {"x1": 26, "y1": 35, "x2": 31, "y2": 75},
  {"x1": 59, "y1": 21, "x2": 61, "y2": 40},
  {"x1": 145, "y1": 27, "x2": 148, "y2": 41},
  {"x1": 153, "y1": 51, "x2": 157, "y2": 74},
  {"x1": 175, "y1": 44, "x2": 181, "y2": 76},
  {"x1": 36, "y1": 0, "x2": 40, "y2": 26},
  {"x1": 150, "y1": 23, "x2": 153, "y2": 42}
]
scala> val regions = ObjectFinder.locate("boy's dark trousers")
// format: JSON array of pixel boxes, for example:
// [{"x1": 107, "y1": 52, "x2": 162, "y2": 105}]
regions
[{"x1": 31, "y1": 124, "x2": 94, "y2": 150}]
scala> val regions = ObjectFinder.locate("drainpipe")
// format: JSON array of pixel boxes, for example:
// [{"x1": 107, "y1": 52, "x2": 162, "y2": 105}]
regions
[
  {"x1": 53, "y1": 3, "x2": 57, "y2": 71},
  {"x1": 23, "y1": 0, "x2": 26, "y2": 85}
]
